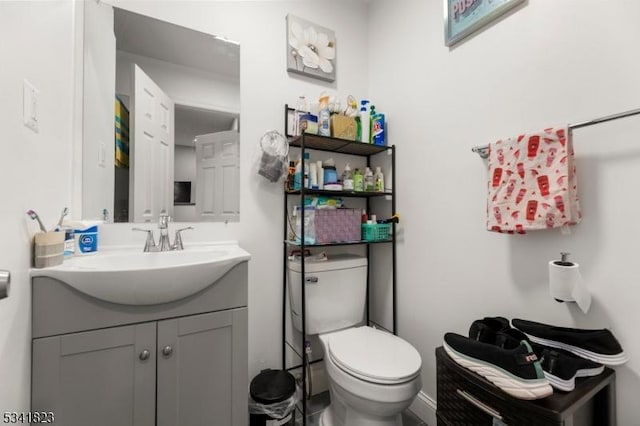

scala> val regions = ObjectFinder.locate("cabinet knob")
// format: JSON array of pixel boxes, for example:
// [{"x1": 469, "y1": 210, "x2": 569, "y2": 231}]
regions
[
  {"x1": 139, "y1": 349, "x2": 150, "y2": 361},
  {"x1": 162, "y1": 345, "x2": 173, "y2": 357}
]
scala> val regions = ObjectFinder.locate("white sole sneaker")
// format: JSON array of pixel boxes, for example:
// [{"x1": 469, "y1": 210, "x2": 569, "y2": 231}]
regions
[
  {"x1": 524, "y1": 334, "x2": 628, "y2": 366},
  {"x1": 443, "y1": 342, "x2": 553, "y2": 400},
  {"x1": 544, "y1": 365, "x2": 605, "y2": 392}
]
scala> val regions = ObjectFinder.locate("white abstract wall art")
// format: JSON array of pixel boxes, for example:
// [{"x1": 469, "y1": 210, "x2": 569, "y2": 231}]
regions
[{"x1": 286, "y1": 14, "x2": 336, "y2": 82}]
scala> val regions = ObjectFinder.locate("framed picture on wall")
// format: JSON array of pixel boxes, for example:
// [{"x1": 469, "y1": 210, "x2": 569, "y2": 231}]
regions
[
  {"x1": 444, "y1": 0, "x2": 526, "y2": 47},
  {"x1": 286, "y1": 14, "x2": 336, "y2": 82}
]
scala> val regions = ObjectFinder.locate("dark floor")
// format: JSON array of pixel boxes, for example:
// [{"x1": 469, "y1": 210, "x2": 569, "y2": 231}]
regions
[{"x1": 295, "y1": 391, "x2": 427, "y2": 426}]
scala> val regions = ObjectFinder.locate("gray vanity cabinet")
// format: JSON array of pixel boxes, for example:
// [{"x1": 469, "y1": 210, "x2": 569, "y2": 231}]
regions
[
  {"x1": 32, "y1": 322, "x2": 156, "y2": 426},
  {"x1": 156, "y1": 308, "x2": 248, "y2": 426},
  {"x1": 31, "y1": 262, "x2": 249, "y2": 426}
]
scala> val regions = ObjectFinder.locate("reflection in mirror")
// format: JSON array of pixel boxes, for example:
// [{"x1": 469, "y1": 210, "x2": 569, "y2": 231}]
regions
[{"x1": 82, "y1": 3, "x2": 240, "y2": 223}]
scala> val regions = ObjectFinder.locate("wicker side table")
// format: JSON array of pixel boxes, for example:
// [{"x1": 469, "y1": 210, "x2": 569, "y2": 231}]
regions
[{"x1": 436, "y1": 346, "x2": 616, "y2": 425}]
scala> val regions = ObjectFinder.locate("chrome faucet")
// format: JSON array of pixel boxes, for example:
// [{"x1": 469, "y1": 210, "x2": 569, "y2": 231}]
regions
[
  {"x1": 158, "y1": 214, "x2": 172, "y2": 252},
  {"x1": 132, "y1": 228, "x2": 158, "y2": 252},
  {"x1": 132, "y1": 215, "x2": 193, "y2": 252},
  {"x1": 173, "y1": 226, "x2": 194, "y2": 250}
]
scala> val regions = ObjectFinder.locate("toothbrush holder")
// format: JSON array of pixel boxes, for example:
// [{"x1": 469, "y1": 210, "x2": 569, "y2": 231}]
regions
[{"x1": 34, "y1": 231, "x2": 65, "y2": 268}]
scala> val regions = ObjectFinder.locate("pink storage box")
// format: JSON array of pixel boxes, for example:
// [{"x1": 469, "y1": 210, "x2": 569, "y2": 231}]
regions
[{"x1": 314, "y1": 209, "x2": 361, "y2": 243}]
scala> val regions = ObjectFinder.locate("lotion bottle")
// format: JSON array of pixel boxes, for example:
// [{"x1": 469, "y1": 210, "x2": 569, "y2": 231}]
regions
[
  {"x1": 353, "y1": 168, "x2": 364, "y2": 192},
  {"x1": 375, "y1": 166, "x2": 385, "y2": 192}
]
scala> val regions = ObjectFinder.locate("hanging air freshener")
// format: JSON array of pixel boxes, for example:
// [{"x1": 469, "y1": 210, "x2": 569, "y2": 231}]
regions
[{"x1": 257, "y1": 131, "x2": 288, "y2": 183}]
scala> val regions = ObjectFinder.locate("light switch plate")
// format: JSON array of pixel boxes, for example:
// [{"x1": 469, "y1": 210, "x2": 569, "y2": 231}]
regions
[{"x1": 23, "y1": 79, "x2": 39, "y2": 133}]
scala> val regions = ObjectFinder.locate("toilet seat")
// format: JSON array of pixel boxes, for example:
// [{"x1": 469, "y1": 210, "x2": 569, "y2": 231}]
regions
[{"x1": 327, "y1": 327, "x2": 422, "y2": 385}]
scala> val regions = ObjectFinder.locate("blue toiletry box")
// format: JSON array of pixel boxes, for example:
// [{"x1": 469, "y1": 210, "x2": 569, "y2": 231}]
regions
[{"x1": 75, "y1": 225, "x2": 98, "y2": 254}]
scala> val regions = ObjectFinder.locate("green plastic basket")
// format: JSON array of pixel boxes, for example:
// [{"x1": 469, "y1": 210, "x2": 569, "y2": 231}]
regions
[{"x1": 361, "y1": 223, "x2": 391, "y2": 241}]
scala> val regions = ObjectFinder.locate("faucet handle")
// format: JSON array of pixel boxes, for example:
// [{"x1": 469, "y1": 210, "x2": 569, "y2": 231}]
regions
[
  {"x1": 173, "y1": 227, "x2": 194, "y2": 251},
  {"x1": 132, "y1": 228, "x2": 157, "y2": 252},
  {"x1": 158, "y1": 214, "x2": 171, "y2": 229}
]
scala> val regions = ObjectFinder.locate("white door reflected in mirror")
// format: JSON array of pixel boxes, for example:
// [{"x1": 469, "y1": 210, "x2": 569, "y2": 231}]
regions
[
  {"x1": 81, "y1": 2, "x2": 240, "y2": 223},
  {"x1": 131, "y1": 64, "x2": 175, "y2": 223}
]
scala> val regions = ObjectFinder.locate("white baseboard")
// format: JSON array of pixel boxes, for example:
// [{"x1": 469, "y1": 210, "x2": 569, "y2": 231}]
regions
[{"x1": 409, "y1": 391, "x2": 437, "y2": 426}]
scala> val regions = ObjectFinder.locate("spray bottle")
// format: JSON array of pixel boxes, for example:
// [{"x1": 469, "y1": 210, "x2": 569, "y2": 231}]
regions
[{"x1": 370, "y1": 105, "x2": 386, "y2": 146}]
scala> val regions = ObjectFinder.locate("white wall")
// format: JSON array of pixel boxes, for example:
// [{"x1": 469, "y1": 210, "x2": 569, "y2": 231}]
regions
[
  {"x1": 368, "y1": 0, "x2": 640, "y2": 423},
  {"x1": 0, "y1": 1, "x2": 75, "y2": 413}
]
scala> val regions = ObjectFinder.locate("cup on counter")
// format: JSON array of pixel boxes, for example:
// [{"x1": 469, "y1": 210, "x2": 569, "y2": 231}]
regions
[{"x1": 34, "y1": 231, "x2": 65, "y2": 268}]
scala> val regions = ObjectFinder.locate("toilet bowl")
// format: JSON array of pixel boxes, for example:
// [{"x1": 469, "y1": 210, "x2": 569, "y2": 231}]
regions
[
  {"x1": 318, "y1": 326, "x2": 422, "y2": 426},
  {"x1": 287, "y1": 255, "x2": 422, "y2": 425}
]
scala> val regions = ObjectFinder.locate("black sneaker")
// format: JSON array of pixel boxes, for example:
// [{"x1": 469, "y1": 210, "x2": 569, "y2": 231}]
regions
[
  {"x1": 468, "y1": 316, "x2": 510, "y2": 344},
  {"x1": 443, "y1": 332, "x2": 552, "y2": 400},
  {"x1": 512, "y1": 319, "x2": 628, "y2": 366},
  {"x1": 528, "y1": 343, "x2": 604, "y2": 392}
]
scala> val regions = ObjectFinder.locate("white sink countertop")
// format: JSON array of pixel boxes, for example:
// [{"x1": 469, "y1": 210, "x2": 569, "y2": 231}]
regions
[{"x1": 31, "y1": 241, "x2": 250, "y2": 306}]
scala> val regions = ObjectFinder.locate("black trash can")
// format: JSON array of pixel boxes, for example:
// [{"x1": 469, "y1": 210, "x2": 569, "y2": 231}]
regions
[{"x1": 249, "y1": 369, "x2": 297, "y2": 426}]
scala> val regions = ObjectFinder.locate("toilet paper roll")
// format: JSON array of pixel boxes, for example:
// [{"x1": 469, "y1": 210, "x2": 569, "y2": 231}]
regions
[{"x1": 549, "y1": 260, "x2": 591, "y2": 314}]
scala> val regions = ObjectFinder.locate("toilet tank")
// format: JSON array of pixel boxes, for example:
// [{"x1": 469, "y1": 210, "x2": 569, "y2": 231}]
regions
[{"x1": 288, "y1": 254, "x2": 367, "y2": 335}]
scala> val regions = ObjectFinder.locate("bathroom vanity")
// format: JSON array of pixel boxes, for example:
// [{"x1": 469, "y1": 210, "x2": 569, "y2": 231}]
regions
[{"x1": 31, "y1": 259, "x2": 248, "y2": 426}]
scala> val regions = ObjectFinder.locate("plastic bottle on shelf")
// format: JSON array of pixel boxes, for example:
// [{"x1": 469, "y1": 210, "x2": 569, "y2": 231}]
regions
[
  {"x1": 294, "y1": 95, "x2": 307, "y2": 136},
  {"x1": 342, "y1": 163, "x2": 354, "y2": 191},
  {"x1": 318, "y1": 95, "x2": 331, "y2": 137},
  {"x1": 353, "y1": 168, "x2": 364, "y2": 192},
  {"x1": 317, "y1": 161, "x2": 324, "y2": 189},
  {"x1": 359, "y1": 106, "x2": 370, "y2": 143},
  {"x1": 293, "y1": 156, "x2": 302, "y2": 190},
  {"x1": 303, "y1": 152, "x2": 311, "y2": 188},
  {"x1": 287, "y1": 160, "x2": 296, "y2": 190},
  {"x1": 370, "y1": 105, "x2": 386, "y2": 146},
  {"x1": 375, "y1": 166, "x2": 385, "y2": 192},
  {"x1": 364, "y1": 167, "x2": 375, "y2": 191},
  {"x1": 310, "y1": 162, "x2": 318, "y2": 189}
]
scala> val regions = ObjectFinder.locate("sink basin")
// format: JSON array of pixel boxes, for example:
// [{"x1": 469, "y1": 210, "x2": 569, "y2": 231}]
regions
[{"x1": 31, "y1": 242, "x2": 250, "y2": 305}]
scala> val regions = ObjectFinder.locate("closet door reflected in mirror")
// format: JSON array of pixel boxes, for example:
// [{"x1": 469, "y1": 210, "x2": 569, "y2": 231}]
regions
[{"x1": 82, "y1": 2, "x2": 240, "y2": 223}]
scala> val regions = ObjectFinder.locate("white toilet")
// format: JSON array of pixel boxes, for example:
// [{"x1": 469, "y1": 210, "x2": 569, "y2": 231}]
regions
[{"x1": 288, "y1": 254, "x2": 422, "y2": 426}]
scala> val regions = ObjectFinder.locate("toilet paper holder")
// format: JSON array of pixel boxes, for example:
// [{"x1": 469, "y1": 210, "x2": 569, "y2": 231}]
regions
[{"x1": 555, "y1": 252, "x2": 573, "y2": 267}]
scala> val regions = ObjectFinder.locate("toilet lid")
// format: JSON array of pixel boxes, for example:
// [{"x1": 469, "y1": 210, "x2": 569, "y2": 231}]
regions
[{"x1": 328, "y1": 327, "x2": 422, "y2": 385}]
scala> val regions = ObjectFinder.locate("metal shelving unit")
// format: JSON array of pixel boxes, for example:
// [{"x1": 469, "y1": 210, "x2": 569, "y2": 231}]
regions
[{"x1": 281, "y1": 114, "x2": 397, "y2": 425}]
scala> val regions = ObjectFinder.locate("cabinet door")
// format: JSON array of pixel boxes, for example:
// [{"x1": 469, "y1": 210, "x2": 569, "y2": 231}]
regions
[
  {"x1": 157, "y1": 308, "x2": 248, "y2": 426},
  {"x1": 32, "y1": 322, "x2": 156, "y2": 426}
]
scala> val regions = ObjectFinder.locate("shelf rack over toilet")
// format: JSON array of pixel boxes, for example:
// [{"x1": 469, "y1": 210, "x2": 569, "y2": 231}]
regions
[{"x1": 281, "y1": 105, "x2": 398, "y2": 425}]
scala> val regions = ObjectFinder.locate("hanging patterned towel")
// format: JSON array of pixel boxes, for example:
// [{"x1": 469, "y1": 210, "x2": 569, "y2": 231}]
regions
[{"x1": 486, "y1": 126, "x2": 581, "y2": 233}]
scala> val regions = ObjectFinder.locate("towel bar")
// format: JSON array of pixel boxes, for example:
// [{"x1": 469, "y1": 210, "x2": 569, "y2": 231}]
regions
[
  {"x1": 0, "y1": 270, "x2": 10, "y2": 300},
  {"x1": 471, "y1": 107, "x2": 640, "y2": 158}
]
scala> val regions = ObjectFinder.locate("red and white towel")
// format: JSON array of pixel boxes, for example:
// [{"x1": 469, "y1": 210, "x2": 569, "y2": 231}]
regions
[{"x1": 486, "y1": 126, "x2": 581, "y2": 233}]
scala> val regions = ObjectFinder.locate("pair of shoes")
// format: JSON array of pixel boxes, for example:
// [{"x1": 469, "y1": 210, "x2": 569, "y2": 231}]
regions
[
  {"x1": 529, "y1": 342, "x2": 604, "y2": 392},
  {"x1": 469, "y1": 317, "x2": 612, "y2": 392},
  {"x1": 512, "y1": 319, "x2": 628, "y2": 366},
  {"x1": 444, "y1": 317, "x2": 552, "y2": 400}
]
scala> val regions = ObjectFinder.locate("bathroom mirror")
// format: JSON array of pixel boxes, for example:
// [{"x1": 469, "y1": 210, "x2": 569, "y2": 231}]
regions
[{"x1": 82, "y1": 3, "x2": 240, "y2": 223}]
